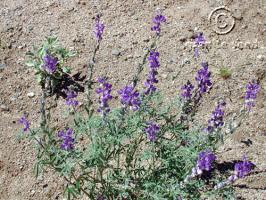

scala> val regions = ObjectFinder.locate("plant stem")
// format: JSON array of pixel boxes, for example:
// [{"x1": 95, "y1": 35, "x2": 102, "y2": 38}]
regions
[
  {"x1": 132, "y1": 36, "x2": 158, "y2": 89},
  {"x1": 86, "y1": 42, "x2": 100, "y2": 115}
]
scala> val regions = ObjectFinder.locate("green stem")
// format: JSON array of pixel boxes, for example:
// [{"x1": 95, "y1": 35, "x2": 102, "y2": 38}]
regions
[
  {"x1": 132, "y1": 36, "x2": 158, "y2": 88},
  {"x1": 86, "y1": 42, "x2": 100, "y2": 115}
]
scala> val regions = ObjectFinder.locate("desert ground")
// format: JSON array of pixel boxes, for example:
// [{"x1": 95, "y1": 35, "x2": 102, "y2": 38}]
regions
[{"x1": 0, "y1": 0, "x2": 265, "y2": 199}]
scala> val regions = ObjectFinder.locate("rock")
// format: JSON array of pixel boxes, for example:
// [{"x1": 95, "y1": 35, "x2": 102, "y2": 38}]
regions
[
  {"x1": 124, "y1": 54, "x2": 133, "y2": 61},
  {"x1": 257, "y1": 54, "x2": 264, "y2": 61},
  {"x1": 161, "y1": 73, "x2": 168, "y2": 79},
  {"x1": 179, "y1": 35, "x2": 187, "y2": 42},
  {"x1": 234, "y1": 10, "x2": 243, "y2": 20},
  {"x1": 0, "y1": 63, "x2": 6, "y2": 71},
  {"x1": 112, "y1": 49, "x2": 121, "y2": 56},
  {"x1": 30, "y1": 190, "x2": 35, "y2": 196},
  {"x1": 0, "y1": 104, "x2": 9, "y2": 112},
  {"x1": 27, "y1": 92, "x2": 35, "y2": 98}
]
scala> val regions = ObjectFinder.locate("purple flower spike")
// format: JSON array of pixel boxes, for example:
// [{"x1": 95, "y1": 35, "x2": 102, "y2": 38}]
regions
[
  {"x1": 18, "y1": 115, "x2": 30, "y2": 132},
  {"x1": 215, "y1": 156, "x2": 254, "y2": 189},
  {"x1": 151, "y1": 12, "x2": 166, "y2": 35},
  {"x1": 145, "y1": 122, "x2": 160, "y2": 142},
  {"x1": 185, "y1": 149, "x2": 216, "y2": 182},
  {"x1": 94, "y1": 15, "x2": 104, "y2": 41},
  {"x1": 118, "y1": 85, "x2": 141, "y2": 111},
  {"x1": 206, "y1": 101, "x2": 226, "y2": 133},
  {"x1": 245, "y1": 81, "x2": 260, "y2": 111},
  {"x1": 42, "y1": 53, "x2": 58, "y2": 74},
  {"x1": 194, "y1": 33, "x2": 205, "y2": 58},
  {"x1": 180, "y1": 81, "x2": 194, "y2": 100},
  {"x1": 234, "y1": 156, "x2": 253, "y2": 178},
  {"x1": 58, "y1": 128, "x2": 75, "y2": 151},
  {"x1": 197, "y1": 149, "x2": 216, "y2": 172},
  {"x1": 96, "y1": 77, "x2": 113, "y2": 116},
  {"x1": 194, "y1": 33, "x2": 206, "y2": 46},
  {"x1": 65, "y1": 90, "x2": 79, "y2": 107},
  {"x1": 195, "y1": 62, "x2": 212, "y2": 95},
  {"x1": 145, "y1": 50, "x2": 160, "y2": 95}
]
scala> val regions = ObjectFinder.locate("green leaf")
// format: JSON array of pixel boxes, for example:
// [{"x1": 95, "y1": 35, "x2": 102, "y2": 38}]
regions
[
  {"x1": 47, "y1": 36, "x2": 58, "y2": 45},
  {"x1": 26, "y1": 51, "x2": 35, "y2": 56},
  {"x1": 36, "y1": 73, "x2": 43, "y2": 84},
  {"x1": 62, "y1": 66, "x2": 71, "y2": 73},
  {"x1": 25, "y1": 61, "x2": 35, "y2": 67}
]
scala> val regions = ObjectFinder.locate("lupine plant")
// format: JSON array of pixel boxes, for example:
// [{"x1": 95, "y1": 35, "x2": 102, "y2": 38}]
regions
[{"x1": 19, "y1": 11, "x2": 261, "y2": 200}]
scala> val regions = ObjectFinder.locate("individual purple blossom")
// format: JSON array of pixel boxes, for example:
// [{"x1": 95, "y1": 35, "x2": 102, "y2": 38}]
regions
[
  {"x1": 148, "y1": 51, "x2": 160, "y2": 69},
  {"x1": 180, "y1": 81, "x2": 194, "y2": 100},
  {"x1": 195, "y1": 62, "x2": 212, "y2": 94},
  {"x1": 18, "y1": 115, "x2": 30, "y2": 132},
  {"x1": 144, "y1": 50, "x2": 160, "y2": 95},
  {"x1": 144, "y1": 70, "x2": 158, "y2": 95},
  {"x1": 206, "y1": 101, "x2": 226, "y2": 132},
  {"x1": 185, "y1": 149, "x2": 216, "y2": 182},
  {"x1": 194, "y1": 33, "x2": 206, "y2": 46},
  {"x1": 65, "y1": 90, "x2": 79, "y2": 107},
  {"x1": 245, "y1": 81, "x2": 260, "y2": 111},
  {"x1": 96, "y1": 77, "x2": 113, "y2": 116},
  {"x1": 234, "y1": 156, "x2": 253, "y2": 179},
  {"x1": 42, "y1": 53, "x2": 58, "y2": 74},
  {"x1": 196, "y1": 149, "x2": 216, "y2": 172},
  {"x1": 118, "y1": 85, "x2": 141, "y2": 111},
  {"x1": 151, "y1": 12, "x2": 166, "y2": 35},
  {"x1": 215, "y1": 156, "x2": 253, "y2": 189},
  {"x1": 94, "y1": 15, "x2": 104, "y2": 41},
  {"x1": 58, "y1": 128, "x2": 75, "y2": 151},
  {"x1": 145, "y1": 122, "x2": 160, "y2": 142}
]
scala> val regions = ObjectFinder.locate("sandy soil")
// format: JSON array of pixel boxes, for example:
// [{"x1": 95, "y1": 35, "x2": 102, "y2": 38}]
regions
[{"x1": 0, "y1": 0, "x2": 265, "y2": 199}]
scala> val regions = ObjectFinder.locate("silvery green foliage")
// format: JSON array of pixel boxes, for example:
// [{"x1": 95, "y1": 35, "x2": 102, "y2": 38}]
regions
[
  {"x1": 25, "y1": 37, "x2": 75, "y2": 91},
  {"x1": 21, "y1": 91, "x2": 234, "y2": 199}
]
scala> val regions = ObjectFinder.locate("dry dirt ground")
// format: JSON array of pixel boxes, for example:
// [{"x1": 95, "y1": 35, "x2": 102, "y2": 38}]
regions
[{"x1": 0, "y1": 0, "x2": 265, "y2": 199}]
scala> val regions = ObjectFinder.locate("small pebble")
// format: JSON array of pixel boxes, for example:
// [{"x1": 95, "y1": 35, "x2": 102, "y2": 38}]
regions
[
  {"x1": 27, "y1": 92, "x2": 35, "y2": 98},
  {"x1": 0, "y1": 104, "x2": 9, "y2": 111},
  {"x1": 257, "y1": 55, "x2": 264, "y2": 61},
  {"x1": 0, "y1": 63, "x2": 6, "y2": 70},
  {"x1": 112, "y1": 49, "x2": 121, "y2": 56}
]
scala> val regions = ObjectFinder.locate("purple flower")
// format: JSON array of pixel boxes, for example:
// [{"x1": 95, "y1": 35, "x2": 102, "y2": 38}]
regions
[
  {"x1": 118, "y1": 85, "x2": 141, "y2": 111},
  {"x1": 96, "y1": 77, "x2": 113, "y2": 116},
  {"x1": 215, "y1": 156, "x2": 253, "y2": 189},
  {"x1": 194, "y1": 33, "x2": 206, "y2": 46},
  {"x1": 144, "y1": 50, "x2": 160, "y2": 95},
  {"x1": 58, "y1": 128, "x2": 75, "y2": 151},
  {"x1": 185, "y1": 149, "x2": 216, "y2": 182},
  {"x1": 206, "y1": 101, "x2": 226, "y2": 132},
  {"x1": 196, "y1": 149, "x2": 216, "y2": 172},
  {"x1": 245, "y1": 81, "x2": 260, "y2": 110},
  {"x1": 180, "y1": 81, "x2": 194, "y2": 100},
  {"x1": 151, "y1": 12, "x2": 166, "y2": 35},
  {"x1": 145, "y1": 122, "x2": 160, "y2": 142},
  {"x1": 94, "y1": 15, "x2": 104, "y2": 41},
  {"x1": 148, "y1": 50, "x2": 160, "y2": 69},
  {"x1": 65, "y1": 90, "x2": 79, "y2": 107},
  {"x1": 42, "y1": 53, "x2": 58, "y2": 74},
  {"x1": 18, "y1": 115, "x2": 30, "y2": 132},
  {"x1": 234, "y1": 156, "x2": 253, "y2": 178},
  {"x1": 194, "y1": 33, "x2": 205, "y2": 58},
  {"x1": 195, "y1": 62, "x2": 212, "y2": 95}
]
